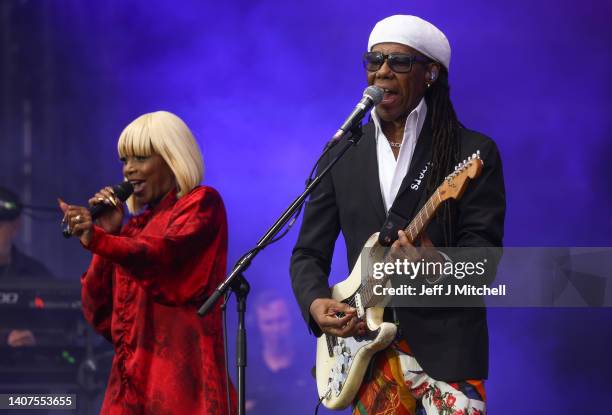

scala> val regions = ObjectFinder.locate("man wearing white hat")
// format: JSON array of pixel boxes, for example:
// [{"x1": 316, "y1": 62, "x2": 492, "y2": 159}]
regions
[{"x1": 291, "y1": 15, "x2": 505, "y2": 414}]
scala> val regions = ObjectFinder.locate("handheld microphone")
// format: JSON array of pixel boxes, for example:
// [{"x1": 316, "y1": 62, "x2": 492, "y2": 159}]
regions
[
  {"x1": 325, "y1": 85, "x2": 383, "y2": 150},
  {"x1": 62, "y1": 181, "x2": 134, "y2": 238}
]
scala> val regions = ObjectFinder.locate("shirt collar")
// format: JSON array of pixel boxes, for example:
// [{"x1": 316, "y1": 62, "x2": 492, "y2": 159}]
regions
[
  {"x1": 370, "y1": 97, "x2": 428, "y2": 142},
  {"x1": 128, "y1": 187, "x2": 179, "y2": 227}
]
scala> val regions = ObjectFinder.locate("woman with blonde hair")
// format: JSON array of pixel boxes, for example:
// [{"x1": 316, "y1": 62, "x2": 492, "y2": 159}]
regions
[{"x1": 60, "y1": 111, "x2": 235, "y2": 414}]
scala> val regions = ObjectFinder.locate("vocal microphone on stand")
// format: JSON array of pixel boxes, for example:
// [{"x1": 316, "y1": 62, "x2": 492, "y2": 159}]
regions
[
  {"x1": 324, "y1": 85, "x2": 383, "y2": 151},
  {"x1": 61, "y1": 181, "x2": 133, "y2": 238}
]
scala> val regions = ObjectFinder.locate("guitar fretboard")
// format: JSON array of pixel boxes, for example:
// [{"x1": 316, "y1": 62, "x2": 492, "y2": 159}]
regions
[
  {"x1": 404, "y1": 187, "x2": 443, "y2": 243},
  {"x1": 360, "y1": 187, "x2": 443, "y2": 305}
]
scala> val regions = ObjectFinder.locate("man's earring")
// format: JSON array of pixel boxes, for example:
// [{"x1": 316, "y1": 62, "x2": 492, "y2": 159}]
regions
[{"x1": 427, "y1": 72, "x2": 437, "y2": 88}]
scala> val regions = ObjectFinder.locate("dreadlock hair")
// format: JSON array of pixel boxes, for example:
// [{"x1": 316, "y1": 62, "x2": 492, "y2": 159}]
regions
[{"x1": 424, "y1": 66, "x2": 462, "y2": 246}]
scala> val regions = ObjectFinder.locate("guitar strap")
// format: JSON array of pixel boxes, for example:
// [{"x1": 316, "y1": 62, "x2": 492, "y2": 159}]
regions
[{"x1": 377, "y1": 118, "x2": 434, "y2": 247}]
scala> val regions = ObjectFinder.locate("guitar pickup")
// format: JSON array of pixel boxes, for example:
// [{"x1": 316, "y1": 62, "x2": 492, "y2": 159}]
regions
[{"x1": 354, "y1": 293, "x2": 365, "y2": 319}]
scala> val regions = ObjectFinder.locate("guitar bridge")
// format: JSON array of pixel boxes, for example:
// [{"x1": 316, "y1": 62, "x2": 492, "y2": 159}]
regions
[
  {"x1": 326, "y1": 333, "x2": 338, "y2": 358},
  {"x1": 354, "y1": 293, "x2": 365, "y2": 319}
]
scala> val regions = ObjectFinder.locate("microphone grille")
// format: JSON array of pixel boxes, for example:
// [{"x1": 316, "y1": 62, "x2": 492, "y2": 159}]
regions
[
  {"x1": 364, "y1": 85, "x2": 384, "y2": 105},
  {"x1": 113, "y1": 181, "x2": 134, "y2": 202}
]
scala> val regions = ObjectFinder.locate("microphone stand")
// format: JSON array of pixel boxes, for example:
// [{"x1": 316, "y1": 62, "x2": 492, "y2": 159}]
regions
[{"x1": 197, "y1": 124, "x2": 364, "y2": 415}]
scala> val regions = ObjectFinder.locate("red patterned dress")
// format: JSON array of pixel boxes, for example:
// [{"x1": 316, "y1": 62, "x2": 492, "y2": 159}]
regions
[{"x1": 81, "y1": 186, "x2": 235, "y2": 414}]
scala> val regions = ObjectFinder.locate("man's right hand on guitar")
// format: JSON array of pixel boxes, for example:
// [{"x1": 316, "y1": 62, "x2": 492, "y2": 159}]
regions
[{"x1": 309, "y1": 298, "x2": 366, "y2": 338}]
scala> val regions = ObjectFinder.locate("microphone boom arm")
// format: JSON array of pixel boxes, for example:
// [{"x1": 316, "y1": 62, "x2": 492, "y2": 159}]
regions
[
  {"x1": 197, "y1": 124, "x2": 364, "y2": 317},
  {"x1": 197, "y1": 125, "x2": 364, "y2": 415}
]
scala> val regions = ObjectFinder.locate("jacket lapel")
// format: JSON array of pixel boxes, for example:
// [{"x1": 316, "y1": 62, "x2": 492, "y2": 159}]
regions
[{"x1": 357, "y1": 121, "x2": 386, "y2": 225}]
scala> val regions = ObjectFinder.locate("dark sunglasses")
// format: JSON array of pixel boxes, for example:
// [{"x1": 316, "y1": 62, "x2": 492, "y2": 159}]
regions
[{"x1": 362, "y1": 51, "x2": 432, "y2": 73}]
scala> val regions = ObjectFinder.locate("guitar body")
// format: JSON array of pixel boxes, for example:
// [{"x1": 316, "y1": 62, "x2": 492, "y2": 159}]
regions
[
  {"x1": 315, "y1": 233, "x2": 398, "y2": 409},
  {"x1": 313, "y1": 154, "x2": 483, "y2": 410}
]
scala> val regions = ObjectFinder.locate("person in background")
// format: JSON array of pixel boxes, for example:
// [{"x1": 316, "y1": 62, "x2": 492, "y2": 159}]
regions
[
  {"x1": 0, "y1": 186, "x2": 54, "y2": 347},
  {"x1": 247, "y1": 290, "x2": 316, "y2": 414}
]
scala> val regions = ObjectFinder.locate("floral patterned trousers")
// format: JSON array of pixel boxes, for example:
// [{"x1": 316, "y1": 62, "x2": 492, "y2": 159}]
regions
[{"x1": 352, "y1": 341, "x2": 486, "y2": 415}]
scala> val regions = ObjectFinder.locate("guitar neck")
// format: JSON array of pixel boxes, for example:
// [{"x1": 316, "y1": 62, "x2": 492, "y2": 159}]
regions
[
  {"x1": 357, "y1": 154, "x2": 482, "y2": 309},
  {"x1": 358, "y1": 187, "x2": 445, "y2": 307},
  {"x1": 404, "y1": 188, "x2": 443, "y2": 243}
]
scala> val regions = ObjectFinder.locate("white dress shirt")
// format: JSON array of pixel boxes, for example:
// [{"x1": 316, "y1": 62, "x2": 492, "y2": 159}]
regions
[
  {"x1": 372, "y1": 98, "x2": 428, "y2": 212},
  {"x1": 372, "y1": 99, "x2": 451, "y2": 268}
]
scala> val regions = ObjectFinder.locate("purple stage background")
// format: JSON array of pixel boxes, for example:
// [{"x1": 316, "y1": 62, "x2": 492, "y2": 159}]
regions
[{"x1": 2, "y1": 0, "x2": 611, "y2": 413}]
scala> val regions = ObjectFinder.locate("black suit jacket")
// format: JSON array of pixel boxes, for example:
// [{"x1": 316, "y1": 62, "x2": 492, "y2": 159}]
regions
[{"x1": 290, "y1": 119, "x2": 506, "y2": 381}]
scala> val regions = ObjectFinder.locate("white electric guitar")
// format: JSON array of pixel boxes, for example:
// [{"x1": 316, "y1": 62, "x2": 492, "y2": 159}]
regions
[{"x1": 315, "y1": 152, "x2": 483, "y2": 409}]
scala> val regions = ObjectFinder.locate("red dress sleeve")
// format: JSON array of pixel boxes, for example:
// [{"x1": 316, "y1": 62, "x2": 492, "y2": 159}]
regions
[
  {"x1": 81, "y1": 254, "x2": 114, "y2": 341},
  {"x1": 85, "y1": 186, "x2": 227, "y2": 306}
]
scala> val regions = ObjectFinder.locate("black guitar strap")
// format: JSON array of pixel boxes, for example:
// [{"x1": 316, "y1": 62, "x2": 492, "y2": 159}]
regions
[{"x1": 377, "y1": 118, "x2": 434, "y2": 247}]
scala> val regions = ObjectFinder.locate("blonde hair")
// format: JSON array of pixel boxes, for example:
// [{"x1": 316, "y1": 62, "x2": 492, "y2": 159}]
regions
[{"x1": 117, "y1": 111, "x2": 204, "y2": 213}]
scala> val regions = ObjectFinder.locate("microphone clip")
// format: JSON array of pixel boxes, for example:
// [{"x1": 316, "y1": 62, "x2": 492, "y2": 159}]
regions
[{"x1": 324, "y1": 122, "x2": 364, "y2": 152}]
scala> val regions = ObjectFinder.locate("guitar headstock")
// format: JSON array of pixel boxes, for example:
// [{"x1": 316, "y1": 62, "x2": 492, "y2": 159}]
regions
[{"x1": 437, "y1": 151, "x2": 483, "y2": 202}]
